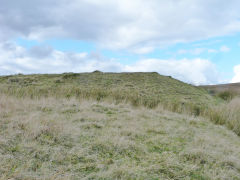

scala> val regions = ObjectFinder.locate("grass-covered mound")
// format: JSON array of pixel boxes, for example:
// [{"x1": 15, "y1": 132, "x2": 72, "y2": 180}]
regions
[
  {"x1": 0, "y1": 72, "x2": 217, "y2": 114},
  {"x1": 1, "y1": 72, "x2": 240, "y2": 179}
]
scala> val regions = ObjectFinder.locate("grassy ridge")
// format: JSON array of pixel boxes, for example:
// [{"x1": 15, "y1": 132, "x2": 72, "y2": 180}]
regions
[{"x1": 0, "y1": 72, "x2": 217, "y2": 114}]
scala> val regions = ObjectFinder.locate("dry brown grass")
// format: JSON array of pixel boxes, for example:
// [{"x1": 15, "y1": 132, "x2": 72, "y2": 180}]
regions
[{"x1": 1, "y1": 94, "x2": 240, "y2": 179}]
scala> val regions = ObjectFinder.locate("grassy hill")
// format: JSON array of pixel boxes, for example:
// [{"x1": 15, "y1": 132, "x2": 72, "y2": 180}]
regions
[
  {"x1": 0, "y1": 72, "x2": 217, "y2": 114},
  {"x1": 1, "y1": 72, "x2": 240, "y2": 179}
]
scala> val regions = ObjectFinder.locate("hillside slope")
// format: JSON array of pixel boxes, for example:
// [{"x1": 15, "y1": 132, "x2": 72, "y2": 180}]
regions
[
  {"x1": 1, "y1": 73, "x2": 240, "y2": 179},
  {"x1": 0, "y1": 72, "x2": 216, "y2": 113}
]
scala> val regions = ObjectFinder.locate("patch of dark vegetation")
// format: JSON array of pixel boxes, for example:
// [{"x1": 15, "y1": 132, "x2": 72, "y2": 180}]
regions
[
  {"x1": 207, "y1": 89, "x2": 216, "y2": 96},
  {"x1": 81, "y1": 123, "x2": 103, "y2": 130},
  {"x1": 61, "y1": 108, "x2": 81, "y2": 114},
  {"x1": 62, "y1": 73, "x2": 79, "y2": 79},
  {"x1": 217, "y1": 91, "x2": 236, "y2": 101},
  {"x1": 91, "y1": 104, "x2": 118, "y2": 114},
  {"x1": 92, "y1": 70, "x2": 103, "y2": 73}
]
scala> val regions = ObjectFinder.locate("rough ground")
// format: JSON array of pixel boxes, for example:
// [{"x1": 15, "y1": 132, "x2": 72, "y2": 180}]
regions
[{"x1": 1, "y1": 96, "x2": 240, "y2": 179}]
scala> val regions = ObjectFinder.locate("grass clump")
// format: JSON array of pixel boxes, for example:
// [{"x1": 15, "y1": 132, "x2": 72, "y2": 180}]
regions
[
  {"x1": 207, "y1": 97, "x2": 240, "y2": 135},
  {"x1": 217, "y1": 91, "x2": 236, "y2": 101}
]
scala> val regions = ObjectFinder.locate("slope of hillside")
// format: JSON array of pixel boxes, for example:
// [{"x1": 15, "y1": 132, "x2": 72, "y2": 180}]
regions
[
  {"x1": 1, "y1": 96, "x2": 240, "y2": 179},
  {"x1": 0, "y1": 72, "x2": 217, "y2": 114}
]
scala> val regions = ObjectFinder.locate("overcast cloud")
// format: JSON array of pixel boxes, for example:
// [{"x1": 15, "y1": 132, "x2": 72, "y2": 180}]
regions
[{"x1": 1, "y1": 0, "x2": 240, "y2": 50}]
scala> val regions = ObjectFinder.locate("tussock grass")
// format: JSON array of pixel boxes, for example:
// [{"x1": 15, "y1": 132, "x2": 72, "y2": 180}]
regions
[
  {"x1": 1, "y1": 95, "x2": 240, "y2": 179},
  {"x1": 217, "y1": 91, "x2": 236, "y2": 101},
  {"x1": 207, "y1": 97, "x2": 240, "y2": 135}
]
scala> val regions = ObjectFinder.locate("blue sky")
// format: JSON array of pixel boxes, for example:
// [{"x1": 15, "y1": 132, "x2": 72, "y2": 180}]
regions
[{"x1": 1, "y1": 0, "x2": 240, "y2": 85}]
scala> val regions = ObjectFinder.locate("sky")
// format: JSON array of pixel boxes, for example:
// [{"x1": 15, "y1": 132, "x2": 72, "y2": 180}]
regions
[{"x1": 1, "y1": 0, "x2": 240, "y2": 85}]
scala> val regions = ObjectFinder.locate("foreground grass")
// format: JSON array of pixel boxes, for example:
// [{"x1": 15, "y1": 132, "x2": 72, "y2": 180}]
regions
[{"x1": 1, "y1": 95, "x2": 240, "y2": 179}]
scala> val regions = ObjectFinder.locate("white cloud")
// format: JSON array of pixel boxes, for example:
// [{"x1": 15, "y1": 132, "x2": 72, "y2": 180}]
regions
[
  {"x1": 231, "y1": 65, "x2": 240, "y2": 83},
  {"x1": 220, "y1": 45, "x2": 230, "y2": 52},
  {"x1": 1, "y1": 0, "x2": 240, "y2": 51},
  {"x1": 0, "y1": 42, "x2": 219, "y2": 85}
]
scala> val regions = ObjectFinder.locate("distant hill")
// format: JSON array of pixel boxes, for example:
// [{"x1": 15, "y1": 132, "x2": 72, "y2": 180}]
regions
[
  {"x1": 0, "y1": 72, "x2": 217, "y2": 113},
  {"x1": 200, "y1": 83, "x2": 240, "y2": 95}
]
